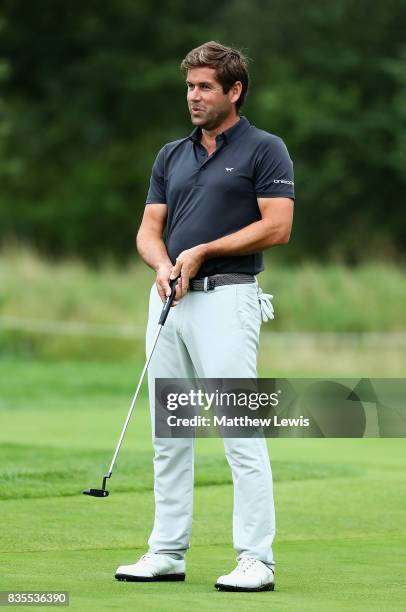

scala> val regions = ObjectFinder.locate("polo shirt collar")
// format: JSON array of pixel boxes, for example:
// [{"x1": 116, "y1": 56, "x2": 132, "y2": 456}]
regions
[{"x1": 189, "y1": 115, "x2": 250, "y2": 144}]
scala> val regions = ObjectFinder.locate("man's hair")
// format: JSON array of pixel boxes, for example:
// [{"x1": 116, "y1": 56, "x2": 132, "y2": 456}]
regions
[{"x1": 180, "y1": 41, "x2": 250, "y2": 111}]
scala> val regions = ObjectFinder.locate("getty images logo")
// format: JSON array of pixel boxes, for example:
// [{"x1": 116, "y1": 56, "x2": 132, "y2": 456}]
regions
[{"x1": 273, "y1": 179, "x2": 294, "y2": 185}]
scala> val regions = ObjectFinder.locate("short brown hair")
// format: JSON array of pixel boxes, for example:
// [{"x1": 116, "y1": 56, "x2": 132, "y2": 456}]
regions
[{"x1": 180, "y1": 41, "x2": 250, "y2": 111}]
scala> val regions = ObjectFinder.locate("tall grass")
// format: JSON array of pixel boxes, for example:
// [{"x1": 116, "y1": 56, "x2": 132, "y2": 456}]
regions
[{"x1": 0, "y1": 246, "x2": 405, "y2": 362}]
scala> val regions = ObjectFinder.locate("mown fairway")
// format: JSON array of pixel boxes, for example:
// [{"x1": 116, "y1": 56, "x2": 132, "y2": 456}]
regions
[
  {"x1": 1, "y1": 253, "x2": 405, "y2": 609},
  {"x1": 1, "y1": 357, "x2": 405, "y2": 611}
]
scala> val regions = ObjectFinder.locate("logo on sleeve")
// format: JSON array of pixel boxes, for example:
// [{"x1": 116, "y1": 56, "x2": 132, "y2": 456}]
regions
[
  {"x1": 273, "y1": 179, "x2": 294, "y2": 185},
  {"x1": 225, "y1": 167, "x2": 234, "y2": 172}
]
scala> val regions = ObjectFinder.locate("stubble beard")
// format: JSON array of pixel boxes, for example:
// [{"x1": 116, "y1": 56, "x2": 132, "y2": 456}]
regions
[{"x1": 190, "y1": 105, "x2": 232, "y2": 131}]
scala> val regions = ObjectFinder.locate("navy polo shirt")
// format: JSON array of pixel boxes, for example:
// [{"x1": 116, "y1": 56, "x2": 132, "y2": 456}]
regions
[{"x1": 145, "y1": 116, "x2": 294, "y2": 278}]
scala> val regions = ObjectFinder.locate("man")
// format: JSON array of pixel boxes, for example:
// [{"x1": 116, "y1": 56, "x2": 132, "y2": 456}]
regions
[{"x1": 115, "y1": 41, "x2": 294, "y2": 592}]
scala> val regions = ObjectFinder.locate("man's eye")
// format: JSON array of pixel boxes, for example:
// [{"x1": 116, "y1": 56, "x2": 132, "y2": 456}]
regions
[{"x1": 186, "y1": 83, "x2": 211, "y2": 91}]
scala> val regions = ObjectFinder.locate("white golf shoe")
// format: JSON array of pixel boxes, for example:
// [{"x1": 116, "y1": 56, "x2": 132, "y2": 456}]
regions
[
  {"x1": 115, "y1": 552, "x2": 186, "y2": 582},
  {"x1": 215, "y1": 557, "x2": 275, "y2": 592}
]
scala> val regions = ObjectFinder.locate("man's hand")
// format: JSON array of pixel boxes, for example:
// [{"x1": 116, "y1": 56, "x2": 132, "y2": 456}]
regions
[
  {"x1": 156, "y1": 263, "x2": 175, "y2": 304},
  {"x1": 169, "y1": 244, "x2": 207, "y2": 301}
]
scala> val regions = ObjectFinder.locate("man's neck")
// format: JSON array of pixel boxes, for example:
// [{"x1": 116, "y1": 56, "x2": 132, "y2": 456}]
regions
[{"x1": 200, "y1": 114, "x2": 240, "y2": 148}]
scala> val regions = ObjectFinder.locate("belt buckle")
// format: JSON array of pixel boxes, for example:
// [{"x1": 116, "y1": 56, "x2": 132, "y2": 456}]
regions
[{"x1": 203, "y1": 276, "x2": 215, "y2": 292}]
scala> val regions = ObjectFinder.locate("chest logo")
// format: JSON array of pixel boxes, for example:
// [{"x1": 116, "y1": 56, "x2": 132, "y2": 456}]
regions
[{"x1": 225, "y1": 167, "x2": 234, "y2": 172}]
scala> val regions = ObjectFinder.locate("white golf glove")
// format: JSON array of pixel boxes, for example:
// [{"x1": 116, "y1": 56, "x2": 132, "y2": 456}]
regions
[{"x1": 257, "y1": 287, "x2": 275, "y2": 322}]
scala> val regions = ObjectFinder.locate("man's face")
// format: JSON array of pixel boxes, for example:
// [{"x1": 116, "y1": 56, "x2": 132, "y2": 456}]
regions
[{"x1": 186, "y1": 67, "x2": 236, "y2": 130}]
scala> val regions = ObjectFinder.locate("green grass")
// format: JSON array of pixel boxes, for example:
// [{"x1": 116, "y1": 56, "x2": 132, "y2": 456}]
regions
[
  {"x1": 1, "y1": 248, "x2": 405, "y2": 365},
  {"x1": 1, "y1": 442, "x2": 360, "y2": 501},
  {"x1": 1, "y1": 248, "x2": 406, "y2": 335},
  {"x1": 1, "y1": 358, "x2": 405, "y2": 610},
  {"x1": 1, "y1": 249, "x2": 405, "y2": 608}
]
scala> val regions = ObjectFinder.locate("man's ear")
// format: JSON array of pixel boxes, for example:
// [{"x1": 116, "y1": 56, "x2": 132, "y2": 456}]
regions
[{"x1": 230, "y1": 81, "x2": 243, "y2": 105}]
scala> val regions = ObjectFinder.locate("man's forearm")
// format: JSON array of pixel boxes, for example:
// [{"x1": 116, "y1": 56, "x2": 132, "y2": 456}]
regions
[
  {"x1": 203, "y1": 218, "x2": 289, "y2": 259},
  {"x1": 136, "y1": 230, "x2": 172, "y2": 272}
]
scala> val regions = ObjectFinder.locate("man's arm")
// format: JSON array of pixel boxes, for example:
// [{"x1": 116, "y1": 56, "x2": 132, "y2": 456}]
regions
[
  {"x1": 136, "y1": 203, "x2": 179, "y2": 303},
  {"x1": 204, "y1": 197, "x2": 293, "y2": 256},
  {"x1": 170, "y1": 197, "x2": 294, "y2": 296}
]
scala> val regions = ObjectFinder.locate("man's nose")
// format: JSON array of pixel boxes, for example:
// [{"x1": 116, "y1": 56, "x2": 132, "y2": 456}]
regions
[{"x1": 188, "y1": 87, "x2": 201, "y2": 102}]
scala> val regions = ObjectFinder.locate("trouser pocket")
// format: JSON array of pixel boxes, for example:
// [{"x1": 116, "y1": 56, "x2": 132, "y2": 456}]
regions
[{"x1": 235, "y1": 283, "x2": 262, "y2": 330}]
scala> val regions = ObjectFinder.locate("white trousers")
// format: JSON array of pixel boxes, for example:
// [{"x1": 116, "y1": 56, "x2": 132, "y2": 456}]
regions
[{"x1": 145, "y1": 279, "x2": 276, "y2": 568}]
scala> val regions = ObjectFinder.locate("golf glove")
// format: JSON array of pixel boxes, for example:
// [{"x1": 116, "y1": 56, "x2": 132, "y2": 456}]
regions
[{"x1": 257, "y1": 287, "x2": 275, "y2": 322}]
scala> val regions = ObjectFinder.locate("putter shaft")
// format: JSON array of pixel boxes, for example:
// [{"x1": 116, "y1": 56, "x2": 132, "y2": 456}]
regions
[{"x1": 83, "y1": 278, "x2": 179, "y2": 498}]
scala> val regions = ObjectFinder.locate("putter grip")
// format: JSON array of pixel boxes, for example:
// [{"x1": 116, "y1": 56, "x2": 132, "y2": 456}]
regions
[{"x1": 158, "y1": 277, "x2": 179, "y2": 326}]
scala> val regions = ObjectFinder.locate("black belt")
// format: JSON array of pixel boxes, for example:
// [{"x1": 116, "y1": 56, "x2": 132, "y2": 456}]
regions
[{"x1": 189, "y1": 273, "x2": 255, "y2": 292}]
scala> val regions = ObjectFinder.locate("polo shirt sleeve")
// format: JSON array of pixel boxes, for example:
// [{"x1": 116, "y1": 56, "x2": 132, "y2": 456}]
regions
[
  {"x1": 146, "y1": 146, "x2": 167, "y2": 204},
  {"x1": 254, "y1": 136, "x2": 295, "y2": 200}
]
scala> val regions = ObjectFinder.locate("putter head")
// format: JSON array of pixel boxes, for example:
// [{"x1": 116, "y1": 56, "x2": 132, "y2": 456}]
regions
[{"x1": 83, "y1": 488, "x2": 109, "y2": 498}]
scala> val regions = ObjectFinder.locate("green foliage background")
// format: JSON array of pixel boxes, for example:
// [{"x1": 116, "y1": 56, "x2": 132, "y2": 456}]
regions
[{"x1": 1, "y1": 0, "x2": 405, "y2": 263}]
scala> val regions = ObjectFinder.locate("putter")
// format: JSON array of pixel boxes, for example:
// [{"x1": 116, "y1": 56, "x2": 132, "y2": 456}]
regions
[{"x1": 83, "y1": 277, "x2": 179, "y2": 498}]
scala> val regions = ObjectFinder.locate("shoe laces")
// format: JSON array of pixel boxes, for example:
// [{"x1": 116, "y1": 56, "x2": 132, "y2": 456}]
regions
[
  {"x1": 235, "y1": 557, "x2": 259, "y2": 574},
  {"x1": 140, "y1": 552, "x2": 156, "y2": 562}
]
